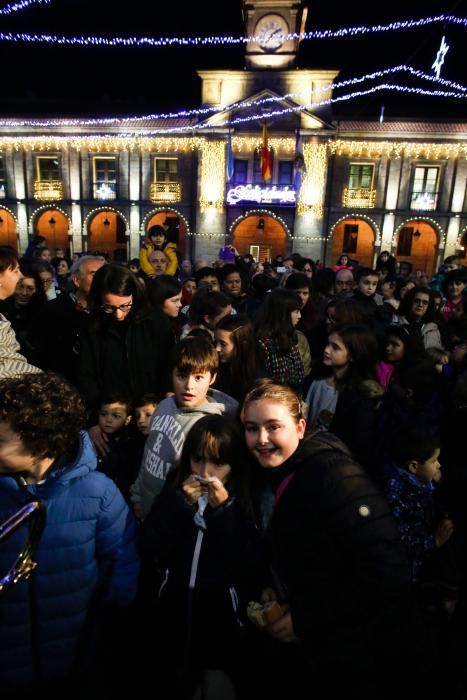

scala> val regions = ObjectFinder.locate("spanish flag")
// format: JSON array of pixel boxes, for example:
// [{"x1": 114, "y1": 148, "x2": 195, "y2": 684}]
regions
[{"x1": 260, "y1": 124, "x2": 272, "y2": 182}]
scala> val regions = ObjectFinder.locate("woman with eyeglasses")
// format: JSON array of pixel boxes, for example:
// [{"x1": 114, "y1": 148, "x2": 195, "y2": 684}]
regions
[
  {"x1": 393, "y1": 286, "x2": 443, "y2": 351},
  {"x1": 79, "y1": 263, "x2": 175, "y2": 455}
]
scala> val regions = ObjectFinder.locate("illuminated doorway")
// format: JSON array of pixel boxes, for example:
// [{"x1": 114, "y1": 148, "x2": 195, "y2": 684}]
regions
[
  {"x1": 327, "y1": 218, "x2": 375, "y2": 268},
  {"x1": 0, "y1": 209, "x2": 17, "y2": 248},
  {"x1": 34, "y1": 209, "x2": 69, "y2": 253},
  {"x1": 146, "y1": 211, "x2": 186, "y2": 257},
  {"x1": 232, "y1": 214, "x2": 287, "y2": 259},
  {"x1": 88, "y1": 210, "x2": 127, "y2": 262},
  {"x1": 394, "y1": 221, "x2": 439, "y2": 277}
]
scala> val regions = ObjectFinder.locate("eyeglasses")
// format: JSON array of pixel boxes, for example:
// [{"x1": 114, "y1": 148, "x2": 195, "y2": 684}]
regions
[{"x1": 100, "y1": 302, "x2": 133, "y2": 314}]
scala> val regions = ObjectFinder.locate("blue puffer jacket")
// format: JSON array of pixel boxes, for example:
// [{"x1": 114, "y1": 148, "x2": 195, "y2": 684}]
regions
[{"x1": 0, "y1": 431, "x2": 140, "y2": 691}]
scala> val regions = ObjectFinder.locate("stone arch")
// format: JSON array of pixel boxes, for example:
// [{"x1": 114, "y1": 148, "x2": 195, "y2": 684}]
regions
[
  {"x1": 32, "y1": 206, "x2": 70, "y2": 253},
  {"x1": 230, "y1": 210, "x2": 289, "y2": 262},
  {"x1": 392, "y1": 218, "x2": 441, "y2": 277},
  {"x1": 86, "y1": 208, "x2": 128, "y2": 263},
  {"x1": 142, "y1": 207, "x2": 189, "y2": 257},
  {"x1": 0, "y1": 207, "x2": 17, "y2": 248},
  {"x1": 327, "y1": 215, "x2": 379, "y2": 268}
]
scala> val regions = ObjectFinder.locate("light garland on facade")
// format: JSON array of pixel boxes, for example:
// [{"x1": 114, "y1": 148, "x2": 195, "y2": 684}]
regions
[
  {"x1": 0, "y1": 0, "x2": 49, "y2": 15},
  {"x1": 297, "y1": 142, "x2": 327, "y2": 217},
  {"x1": 0, "y1": 205, "x2": 18, "y2": 223},
  {"x1": 330, "y1": 140, "x2": 467, "y2": 159},
  {"x1": 228, "y1": 209, "x2": 291, "y2": 237},
  {"x1": 329, "y1": 214, "x2": 382, "y2": 244},
  {"x1": 199, "y1": 141, "x2": 225, "y2": 213},
  {"x1": 0, "y1": 136, "x2": 203, "y2": 152},
  {"x1": 392, "y1": 217, "x2": 445, "y2": 247},
  {"x1": 28, "y1": 204, "x2": 70, "y2": 232},
  {"x1": 82, "y1": 206, "x2": 130, "y2": 235},
  {"x1": 0, "y1": 15, "x2": 465, "y2": 48},
  {"x1": 141, "y1": 206, "x2": 191, "y2": 235}
]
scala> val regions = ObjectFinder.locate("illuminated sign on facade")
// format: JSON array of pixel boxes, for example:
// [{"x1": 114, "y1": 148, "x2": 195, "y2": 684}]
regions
[{"x1": 226, "y1": 183, "x2": 296, "y2": 206}]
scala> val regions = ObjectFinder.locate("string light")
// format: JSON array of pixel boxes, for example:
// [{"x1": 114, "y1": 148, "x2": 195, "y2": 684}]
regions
[
  {"x1": 199, "y1": 141, "x2": 225, "y2": 212},
  {"x1": 297, "y1": 142, "x2": 327, "y2": 217},
  {"x1": 0, "y1": 0, "x2": 50, "y2": 15},
  {"x1": 330, "y1": 214, "x2": 382, "y2": 244},
  {"x1": 141, "y1": 206, "x2": 191, "y2": 235},
  {"x1": 0, "y1": 64, "x2": 464, "y2": 129},
  {"x1": 0, "y1": 15, "x2": 465, "y2": 48}
]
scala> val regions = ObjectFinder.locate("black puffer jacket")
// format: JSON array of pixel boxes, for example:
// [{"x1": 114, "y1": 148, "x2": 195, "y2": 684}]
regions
[{"x1": 268, "y1": 431, "x2": 418, "y2": 674}]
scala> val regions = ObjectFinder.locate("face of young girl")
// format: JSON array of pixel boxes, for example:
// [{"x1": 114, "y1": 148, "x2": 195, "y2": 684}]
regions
[
  {"x1": 162, "y1": 292, "x2": 183, "y2": 318},
  {"x1": 215, "y1": 329, "x2": 235, "y2": 363},
  {"x1": 290, "y1": 309, "x2": 301, "y2": 327},
  {"x1": 190, "y1": 455, "x2": 231, "y2": 483},
  {"x1": 385, "y1": 335, "x2": 405, "y2": 364},
  {"x1": 412, "y1": 448, "x2": 441, "y2": 484},
  {"x1": 323, "y1": 332, "x2": 350, "y2": 369},
  {"x1": 244, "y1": 400, "x2": 306, "y2": 469}
]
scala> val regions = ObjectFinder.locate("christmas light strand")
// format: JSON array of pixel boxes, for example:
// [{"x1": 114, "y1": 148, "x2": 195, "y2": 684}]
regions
[
  {"x1": 0, "y1": 0, "x2": 50, "y2": 15},
  {"x1": 1, "y1": 65, "x2": 465, "y2": 128},
  {"x1": 0, "y1": 15, "x2": 465, "y2": 48}
]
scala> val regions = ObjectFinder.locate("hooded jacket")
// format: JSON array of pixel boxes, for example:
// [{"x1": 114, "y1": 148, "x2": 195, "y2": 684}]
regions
[
  {"x1": 268, "y1": 431, "x2": 415, "y2": 673},
  {"x1": 0, "y1": 432, "x2": 139, "y2": 691},
  {"x1": 130, "y1": 389, "x2": 238, "y2": 518}
]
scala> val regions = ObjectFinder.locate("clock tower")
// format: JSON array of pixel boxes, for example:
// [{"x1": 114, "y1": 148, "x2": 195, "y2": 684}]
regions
[{"x1": 242, "y1": 0, "x2": 308, "y2": 69}]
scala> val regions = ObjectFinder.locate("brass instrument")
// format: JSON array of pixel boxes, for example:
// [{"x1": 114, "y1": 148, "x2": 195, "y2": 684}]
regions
[{"x1": 0, "y1": 500, "x2": 46, "y2": 592}]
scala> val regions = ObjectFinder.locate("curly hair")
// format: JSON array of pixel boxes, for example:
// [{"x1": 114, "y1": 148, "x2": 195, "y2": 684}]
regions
[{"x1": 0, "y1": 372, "x2": 86, "y2": 459}]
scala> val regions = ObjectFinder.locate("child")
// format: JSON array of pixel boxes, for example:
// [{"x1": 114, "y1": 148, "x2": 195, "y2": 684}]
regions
[
  {"x1": 130, "y1": 336, "x2": 238, "y2": 519},
  {"x1": 139, "y1": 224, "x2": 178, "y2": 278},
  {"x1": 141, "y1": 414, "x2": 260, "y2": 698},
  {"x1": 0, "y1": 372, "x2": 139, "y2": 696},
  {"x1": 134, "y1": 393, "x2": 158, "y2": 436},
  {"x1": 383, "y1": 431, "x2": 454, "y2": 584},
  {"x1": 214, "y1": 314, "x2": 264, "y2": 402},
  {"x1": 441, "y1": 268, "x2": 466, "y2": 321},
  {"x1": 351, "y1": 266, "x2": 390, "y2": 330}
]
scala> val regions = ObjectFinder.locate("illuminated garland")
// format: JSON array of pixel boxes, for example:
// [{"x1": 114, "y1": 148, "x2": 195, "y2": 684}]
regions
[
  {"x1": 0, "y1": 15, "x2": 465, "y2": 47},
  {"x1": 141, "y1": 207, "x2": 191, "y2": 235},
  {"x1": 393, "y1": 217, "x2": 445, "y2": 247},
  {"x1": 297, "y1": 142, "x2": 327, "y2": 217},
  {"x1": 199, "y1": 141, "x2": 225, "y2": 212},
  {"x1": 329, "y1": 140, "x2": 467, "y2": 159},
  {"x1": 329, "y1": 214, "x2": 382, "y2": 243},
  {"x1": 0, "y1": 0, "x2": 50, "y2": 15},
  {"x1": 1, "y1": 64, "x2": 464, "y2": 128}
]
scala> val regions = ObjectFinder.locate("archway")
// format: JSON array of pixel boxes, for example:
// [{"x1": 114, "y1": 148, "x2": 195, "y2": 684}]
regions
[
  {"x1": 147, "y1": 211, "x2": 186, "y2": 257},
  {"x1": 328, "y1": 218, "x2": 375, "y2": 268},
  {"x1": 0, "y1": 209, "x2": 17, "y2": 248},
  {"x1": 393, "y1": 220, "x2": 439, "y2": 277},
  {"x1": 232, "y1": 214, "x2": 287, "y2": 262},
  {"x1": 88, "y1": 210, "x2": 128, "y2": 262},
  {"x1": 34, "y1": 209, "x2": 69, "y2": 253}
]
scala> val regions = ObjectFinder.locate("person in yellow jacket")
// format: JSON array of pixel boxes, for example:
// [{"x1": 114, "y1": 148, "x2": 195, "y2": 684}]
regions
[{"x1": 139, "y1": 225, "x2": 178, "y2": 277}]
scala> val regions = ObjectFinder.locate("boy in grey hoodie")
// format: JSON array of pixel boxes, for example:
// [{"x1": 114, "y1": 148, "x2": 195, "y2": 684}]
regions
[{"x1": 130, "y1": 336, "x2": 238, "y2": 518}]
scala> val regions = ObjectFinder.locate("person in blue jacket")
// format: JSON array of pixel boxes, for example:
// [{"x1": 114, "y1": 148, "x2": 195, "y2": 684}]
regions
[{"x1": 0, "y1": 371, "x2": 140, "y2": 698}]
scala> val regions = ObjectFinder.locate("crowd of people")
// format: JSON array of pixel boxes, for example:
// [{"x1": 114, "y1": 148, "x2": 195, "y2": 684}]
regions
[{"x1": 0, "y1": 232, "x2": 466, "y2": 700}]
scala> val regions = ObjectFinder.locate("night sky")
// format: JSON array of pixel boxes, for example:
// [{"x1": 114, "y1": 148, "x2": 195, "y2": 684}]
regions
[{"x1": 0, "y1": 0, "x2": 465, "y2": 119}]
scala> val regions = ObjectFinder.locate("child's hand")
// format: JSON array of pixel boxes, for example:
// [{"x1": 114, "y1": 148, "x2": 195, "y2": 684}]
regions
[
  {"x1": 182, "y1": 475, "x2": 204, "y2": 505},
  {"x1": 207, "y1": 477, "x2": 229, "y2": 508},
  {"x1": 267, "y1": 609, "x2": 297, "y2": 643},
  {"x1": 88, "y1": 424, "x2": 109, "y2": 456},
  {"x1": 435, "y1": 518, "x2": 454, "y2": 548}
]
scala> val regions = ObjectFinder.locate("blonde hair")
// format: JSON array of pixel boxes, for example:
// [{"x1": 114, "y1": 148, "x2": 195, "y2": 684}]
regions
[{"x1": 241, "y1": 379, "x2": 305, "y2": 424}]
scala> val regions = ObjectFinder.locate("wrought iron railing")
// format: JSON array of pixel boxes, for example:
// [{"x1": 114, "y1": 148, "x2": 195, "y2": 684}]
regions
[
  {"x1": 150, "y1": 181, "x2": 181, "y2": 203},
  {"x1": 410, "y1": 190, "x2": 438, "y2": 211},
  {"x1": 93, "y1": 182, "x2": 117, "y2": 200},
  {"x1": 342, "y1": 187, "x2": 376, "y2": 208},
  {"x1": 33, "y1": 180, "x2": 63, "y2": 201}
]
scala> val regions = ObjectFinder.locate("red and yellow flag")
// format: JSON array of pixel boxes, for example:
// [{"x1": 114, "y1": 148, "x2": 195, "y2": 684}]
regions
[{"x1": 260, "y1": 124, "x2": 272, "y2": 182}]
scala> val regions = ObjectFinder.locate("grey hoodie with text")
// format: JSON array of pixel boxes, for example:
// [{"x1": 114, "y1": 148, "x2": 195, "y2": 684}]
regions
[{"x1": 130, "y1": 389, "x2": 238, "y2": 518}]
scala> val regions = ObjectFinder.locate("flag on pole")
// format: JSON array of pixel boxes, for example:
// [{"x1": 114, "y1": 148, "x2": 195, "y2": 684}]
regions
[
  {"x1": 260, "y1": 124, "x2": 272, "y2": 182},
  {"x1": 226, "y1": 125, "x2": 234, "y2": 182},
  {"x1": 293, "y1": 128, "x2": 306, "y2": 191}
]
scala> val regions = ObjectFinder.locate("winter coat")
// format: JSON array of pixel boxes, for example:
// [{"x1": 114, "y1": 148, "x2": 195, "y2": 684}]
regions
[
  {"x1": 0, "y1": 314, "x2": 42, "y2": 379},
  {"x1": 0, "y1": 431, "x2": 139, "y2": 692},
  {"x1": 267, "y1": 432, "x2": 415, "y2": 674}
]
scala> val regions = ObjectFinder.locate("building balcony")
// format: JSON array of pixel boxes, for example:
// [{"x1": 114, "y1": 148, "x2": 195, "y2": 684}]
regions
[
  {"x1": 33, "y1": 180, "x2": 63, "y2": 201},
  {"x1": 93, "y1": 182, "x2": 117, "y2": 200},
  {"x1": 150, "y1": 181, "x2": 182, "y2": 203},
  {"x1": 342, "y1": 187, "x2": 376, "y2": 208},
  {"x1": 410, "y1": 190, "x2": 438, "y2": 211}
]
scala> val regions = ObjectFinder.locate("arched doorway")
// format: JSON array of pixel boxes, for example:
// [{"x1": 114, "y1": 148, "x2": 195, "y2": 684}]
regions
[
  {"x1": 146, "y1": 211, "x2": 187, "y2": 257},
  {"x1": 393, "y1": 220, "x2": 438, "y2": 277},
  {"x1": 232, "y1": 214, "x2": 287, "y2": 262},
  {"x1": 327, "y1": 218, "x2": 375, "y2": 268},
  {"x1": 458, "y1": 230, "x2": 467, "y2": 261},
  {"x1": 88, "y1": 210, "x2": 127, "y2": 262},
  {"x1": 34, "y1": 209, "x2": 69, "y2": 253},
  {"x1": 0, "y1": 209, "x2": 17, "y2": 248}
]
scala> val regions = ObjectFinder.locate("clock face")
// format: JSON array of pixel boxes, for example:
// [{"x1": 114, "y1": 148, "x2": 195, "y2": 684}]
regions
[{"x1": 255, "y1": 14, "x2": 288, "y2": 51}]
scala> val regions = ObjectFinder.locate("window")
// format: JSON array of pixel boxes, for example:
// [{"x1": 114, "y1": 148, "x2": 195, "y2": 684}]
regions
[
  {"x1": 155, "y1": 158, "x2": 178, "y2": 182},
  {"x1": 342, "y1": 224, "x2": 358, "y2": 254},
  {"x1": 410, "y1": 166, "x2": 439, "y2": 210},
  {"x1": 396, "y1": 227, "x2": 413, "y2": 256},
  {"x1": 233, "y1": 159, "x2": 248, "y2": 184},
  {"x1": 348, "y1": 163, "x2": 374, "y2": 189},
  {"x1": 93, "y1": 157, "x2": 117, "y2": 200},
  {"x1": 36, "y1": 156, "x2": 60, "y2": 181},
  {"x1": 278, "y1": 161, "x2": 293, "y2": 186}
]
